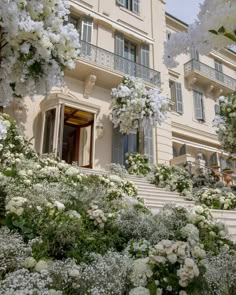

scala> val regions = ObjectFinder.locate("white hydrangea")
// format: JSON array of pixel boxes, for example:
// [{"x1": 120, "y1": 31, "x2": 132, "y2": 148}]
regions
[
  {"x1": 87, "y1": 204, "x2": 107, "y2": 228},
  {"x1": 130, "y1": 258, "x2": 153, "y2": 287},
  {"x1": 129, "y1": 286, "x2": 150, "y2": 295},
  {"x1": 5, "y1": 196, "x2": 28, "y2": 216}
]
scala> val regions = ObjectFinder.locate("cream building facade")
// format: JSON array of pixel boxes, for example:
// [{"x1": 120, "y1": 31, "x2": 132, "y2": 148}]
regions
[{"x1": 4, "y1": 0, "x2": 236, "y2": 175}]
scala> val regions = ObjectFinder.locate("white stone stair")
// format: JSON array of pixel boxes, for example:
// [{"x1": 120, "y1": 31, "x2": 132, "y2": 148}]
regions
[{"x1": 80, "y1": 168, "x2": 236, "y2": 241}]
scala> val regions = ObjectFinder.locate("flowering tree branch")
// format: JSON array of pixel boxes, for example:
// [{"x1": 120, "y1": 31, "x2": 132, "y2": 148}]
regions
[
  {"x1": 0, "y1": 0, "x2": 80, "y2": 107},
  {"x1": 164, "y1": 0, "x2": 236, "y2": 68}
]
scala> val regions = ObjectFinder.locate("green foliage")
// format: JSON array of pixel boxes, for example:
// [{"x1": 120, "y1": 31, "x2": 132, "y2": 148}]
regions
[
  {"x1": 126, "y1": 152, "x2": 151, "y2": 176},
  {"x1": 152, "y1": 164, "x2": 192, "y2": 194}
]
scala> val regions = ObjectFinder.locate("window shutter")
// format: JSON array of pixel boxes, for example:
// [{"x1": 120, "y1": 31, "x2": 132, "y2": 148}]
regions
[
  {"x1": 179, "y1": 144, "x2": 186, "y2": 156},
  {"x1": 193, "y1": 90, "x2": 204, "y2": 120},
  {"x1": 140, "y1": 44, "x2": 150, "y2": 67},
  {"x1": 81, "y1": 17, "x2": 93, "y2": 43},
  {"x1": 127, "y1": 131, "x2": 138, "y2": 154},
  {"x1": 215, "y1": 104, "x2": 220, "y2": 115},
  {"x1": 116, "y1": 0, "x2": 125, "y2": 7},
  {"x1": 112, "y1": 128, "x2": 125, "y2": 165},
  {"x1": 173, "y1": 146, "x2": 178, "y2": 158},
  {"x1": 115, "y1": 32, "x2": 124, "y2": 72},
  {"x1": 115, "y1": 32, "x2": 124, "y2": 56},
  {"x1": 209, "y1": 152, "x2": 218, "y2": 166},
  {"x1": 132, "y1": 0, "x2": 140, "y2": 14},
  {"x1": 175, "y1": 82, "x2": 183, "y2": 114},
  {"x1": 191, "y1": 47, "x2": 199, "y2": 61},
  {"x1": 220, "y1": 157, "x2": 227, "y2": 170},
  {"x1": 215, "y1": 60, "x2": 224, "y2": 82},
  {"x1": 144, "y1": 127, "x2": 154, "y2": 163},
  {"x1": 169, "y1": 81, "x2": 176, "y2": 110}
]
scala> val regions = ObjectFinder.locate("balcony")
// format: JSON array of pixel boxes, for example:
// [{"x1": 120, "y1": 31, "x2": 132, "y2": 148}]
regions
[
  {"x1": 184, "y1": 59, "x2": 236, "y2": 96},
  {"x1": 68, "y1": 41, "x2": 161, "y2": 89}
]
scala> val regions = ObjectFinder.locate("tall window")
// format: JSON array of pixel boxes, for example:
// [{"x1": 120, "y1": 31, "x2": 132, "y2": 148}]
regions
[
  {"x1": 214, "y1": 59, "x2": 224, "y2": 82},
  {"x1": 115, "y1": 32, "x2": 150, "y2": 77},
  {"x1": 69, "y1": 15, "x2": 93, "y2": 55},
  {"x1": 193, "y1": 90, "x2": 205, "y2": 121},
  {"x1": 169, "y1": 81, "x2": 183, "y2": 114},
  {"x1": 116, "y1": 0, "x2": 140, "y2": 14}
]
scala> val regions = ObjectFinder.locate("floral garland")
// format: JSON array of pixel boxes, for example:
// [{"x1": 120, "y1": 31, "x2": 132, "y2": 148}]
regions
[
  {"x1": 0, "y1": 0, "x2": 80, "y2": 106},
  {"x1": 214, "y1": 94, "x2": 236, "y2": 154},
  {"x1": 111, "y1": 76, "x2": 168, "y2": 134}
]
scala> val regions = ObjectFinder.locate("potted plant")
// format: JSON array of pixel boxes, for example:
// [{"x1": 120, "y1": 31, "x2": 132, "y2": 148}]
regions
[{"x1": 222, "y1": 167, "x2": 234, "y2": 187}]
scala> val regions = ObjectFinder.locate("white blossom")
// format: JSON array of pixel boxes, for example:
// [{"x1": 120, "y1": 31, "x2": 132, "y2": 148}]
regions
[{"x1": 0, "y1": 0, "x2": 80, "y2": 106}]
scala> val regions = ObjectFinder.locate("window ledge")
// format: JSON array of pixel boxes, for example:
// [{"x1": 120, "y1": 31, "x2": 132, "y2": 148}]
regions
[
  {"x1": 192, "y1": 118, "x2": 208, "y2": 126},
  {"x1": 171, "y1": 111, "x2": 182, "y2": 117},
  {"x1": 119, "y1": 6, "x2": 143, "y2": 21}
]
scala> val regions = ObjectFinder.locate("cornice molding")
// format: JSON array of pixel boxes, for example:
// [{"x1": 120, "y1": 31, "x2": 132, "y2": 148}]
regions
[{"x1": 171, "y1": 121, "x2": 218, "y2": 142}]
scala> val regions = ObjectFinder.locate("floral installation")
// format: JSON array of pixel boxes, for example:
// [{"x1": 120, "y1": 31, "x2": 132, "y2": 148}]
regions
[
  {"x1": 126, "y1": 152, "x2": 151, "y2": 176},
  {"x1": 111, "y1": 76, "x2": 168, "y2": 134},
  {"x1": 213, "y1": 94, "x2": 236, "y2": 154},
  {"x1": 0, "y1": 115, "x2": 236, "y2": 294},
  {"x1": 151, "y1": 164, "x2": 193, "y2": 195},
  {"x1": 194, "y1": 188, "x2": 236, "y2": 210},
  {"x1": 164, "y1": 0, "x2": 236, "y2": 68},
  {"x1": 0, "y1": 0, "x2": 80, "y2": 106}
]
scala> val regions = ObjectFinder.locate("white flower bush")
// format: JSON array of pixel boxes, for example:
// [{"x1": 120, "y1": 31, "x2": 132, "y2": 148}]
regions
[
  {"x1": 213, "y1": 94, "x2": 236, "y2": 154},
  {"x1": 164, "y1": 0, "x2": 236, "y2": 68},
  {"x1": 194, "y1": 188, "x2": 236, "y2": 210},
  {"x1": 111, "y1": 76, "x2": 168, "y2": 134},
  {"x1": 151, "y1": 164, "x2": 193, "y2": 195},
  {"x1": 0, "y1": 0, "x2": 80, "y2": 106},
  {"x1": 126, "y1": 152, "x2": 151, "y2": 176},
  {"x1": 0, "y1": 115, "x2": 236, "y2": 294}
]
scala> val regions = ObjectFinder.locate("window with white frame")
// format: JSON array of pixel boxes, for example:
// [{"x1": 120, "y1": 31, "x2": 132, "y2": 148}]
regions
[
  {"x1": 169, "y1": 80, "x2": 183, "y2": 114},
  {"x1": 193, "y1": 90, "x2": 205, "y2": 121},
  {"x1": 116, "y1": 0, "x2": 140, "y2": 14},
  {"x1": 114, "y1": 31, "x2": 150, "y2": 77},
  {"x1": 69, "y1": 15, "x2": 93, "y2": 43},
  {"x1": 69, "y1": 15, "x2": 93, "y2": 56}
]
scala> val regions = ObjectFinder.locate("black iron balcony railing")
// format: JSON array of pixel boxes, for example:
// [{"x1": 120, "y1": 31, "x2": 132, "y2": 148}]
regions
[
  {"x1": 79, "y1": 40, "x2": 161, "y2": 86},
  {"x1": 184, "y1": 59, "x2": 236, "y2": 91}
]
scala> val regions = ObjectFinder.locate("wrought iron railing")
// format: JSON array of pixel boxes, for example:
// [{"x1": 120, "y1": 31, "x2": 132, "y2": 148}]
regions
[
  {"x1": 184, "y1": 59, "x2": 236, "y2": 91},
  {"x1": 79, "y1": 41, "x2": 161, "y2": 86}
]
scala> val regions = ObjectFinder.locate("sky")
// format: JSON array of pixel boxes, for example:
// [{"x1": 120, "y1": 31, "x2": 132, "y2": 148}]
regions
[{"x1": 166, "y1": 0, "x2": 204, "y2": 25}]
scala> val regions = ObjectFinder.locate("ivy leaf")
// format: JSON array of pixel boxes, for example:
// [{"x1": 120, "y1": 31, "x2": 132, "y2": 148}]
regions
[
  {"x1": 209, "y1": 30, "x2": 218, "y2": 35},
  {"x1": 224, "y1": 33, "x2": 236, "y2": 42},
  {"x1": 218, "y1": 26, "x2": 226, "y2": 34}
]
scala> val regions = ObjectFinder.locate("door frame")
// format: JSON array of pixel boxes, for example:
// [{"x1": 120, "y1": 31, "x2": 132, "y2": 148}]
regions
[{"x1": 39, "y1": 92, "x2": 100, "y2": 168}]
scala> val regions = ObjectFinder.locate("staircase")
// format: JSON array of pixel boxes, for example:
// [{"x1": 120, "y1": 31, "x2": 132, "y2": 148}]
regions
[{"x1": 80, "y1": 168, "x2": 236, "y2": 241}]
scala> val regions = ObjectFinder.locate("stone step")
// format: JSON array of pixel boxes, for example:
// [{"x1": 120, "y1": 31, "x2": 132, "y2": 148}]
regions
[
  {"x1": 137, "y1": 189, "x2": 181, "y2": 196},
  {"x1": 80, "y1": 168, "x2": 236, "y2": 242},
  {"x1": 143, "y1": 195, "x2": 193, "y2": 203}
]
